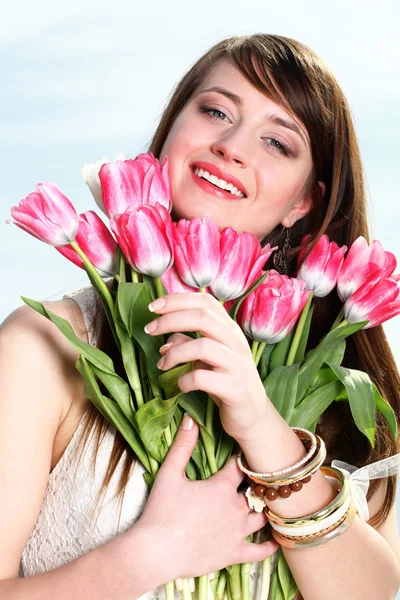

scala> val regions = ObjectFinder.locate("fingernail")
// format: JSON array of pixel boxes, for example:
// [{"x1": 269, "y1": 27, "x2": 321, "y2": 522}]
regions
[
  {"x1": 181, "y1": 412, "x2": 195, "y2": 430},
  {"x1": 148, "y1": 297, "x2": 166, "y2": 312},
  {"x1": 159, "y1": 343, "x2": 172, "y2": 354},
  {"x1": 157, "y1": 357, "x2": 165, "y2": 369},
  {"x1": 144, "y1": 319, "x2": 158, "y2": 334}
]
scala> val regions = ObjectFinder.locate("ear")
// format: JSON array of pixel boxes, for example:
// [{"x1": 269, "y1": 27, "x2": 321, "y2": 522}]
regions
[{"x1": 281, "y1": 181, "x2": 325, "y2": 228}]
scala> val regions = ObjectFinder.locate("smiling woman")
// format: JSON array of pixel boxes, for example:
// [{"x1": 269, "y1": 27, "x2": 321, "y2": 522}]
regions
[{"x1": 1, "y1": 33, "x2": 400, "y2": 600}]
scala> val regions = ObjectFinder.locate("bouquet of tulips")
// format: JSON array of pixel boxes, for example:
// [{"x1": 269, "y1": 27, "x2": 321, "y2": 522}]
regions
[{"x1": 8, "y1": 153, "x2": 400, "y2": 600}]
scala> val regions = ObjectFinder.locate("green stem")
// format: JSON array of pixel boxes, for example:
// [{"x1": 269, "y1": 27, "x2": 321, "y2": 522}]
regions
[
  {"x1": 164, "y1": 581, "x2": 175, "y2": 600},
  {"x1": 154, "y1": 276, "x2": 165, "y2": 298},
  {"x1": 251, "y1": 340, "x2": 259, "y2": 361},
  {"x1": 182, "y1": 577, "x2": 193, "y2": 599},
  {"x1": 131, "y1": 267, "x2": 139, "y2": 283},
  {"x1": 206, "y1": 396, "x2": 214, "y2": 438},
  {"x1": 259, "y1": 556, "x2": 271, "y2": 599},
  {"x1": 228, "y1": 564, "x2": 242, "y2": 600},
  {"x1": 240, "y1": 535, "x2": 252, "y2": 600},
  {"x1": 114, "y1": 274, "x2": 120, "y2": 283},
  {"x1": 254, "y1": 341, "x2": 267, "y2": 368},
  {"x1": 286, "y1": 291, "x2": 314, "y2": 366},
  {"x1": 200, "y1": 286, "x2": 207, "y2": 293},
  {"x1": 118, "y1": 247, "x2": 126, "y2": 283},
  {"x1": 329, "y1": 306, "x2": 344, "y2": 331},
  {"x1": 70, "y1": 240, "x2": 115, "y2": 316},
  {"x1": 200, "y1": 426, "x2": 218, "y2": 475},
  {"x1": 216, "y1": 571, "x2": 227, "y2": 599},
  {"x1": 199, "y1": 575, "x2": 209, "y2": 600}
]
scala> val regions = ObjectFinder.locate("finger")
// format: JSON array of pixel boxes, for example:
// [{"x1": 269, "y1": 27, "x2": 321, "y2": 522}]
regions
[
  {"x1": 146, "y1": 308, "x2": 245, "y2": 353},
  {"x1": 245, "y1": 510, "x2": 270, "y2": 537},
  {"x1": 160, "y1": 333, "x2": 192, "y2": 354},
  {"x1": 161, "y1": 413, "x2": 199, "y2": 479},
  {"x1": 159, "y1": 337, "x2": 235, "y2": 373},
  {"x1": 239, "y1": 538, "x2": 280, "y2": 565},
  {"x1": 149, "y1": 292, "x2": 234, "y2": 325},
  {"x1": 178, "y1": 369, "x2": 242, "y2": 407},
  {"x1": 219, "y1": 455, "x2": 248, "y2": 488}
]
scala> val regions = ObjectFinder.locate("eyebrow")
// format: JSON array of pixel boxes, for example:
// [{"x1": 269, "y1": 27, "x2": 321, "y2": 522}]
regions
[{"x1": 196, "y1": 86, "x2": 308, "y2": 148}]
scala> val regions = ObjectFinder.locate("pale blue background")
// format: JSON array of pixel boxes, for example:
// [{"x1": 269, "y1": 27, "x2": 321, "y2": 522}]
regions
[{"x1": 2, "y1": 0, "x2": 400, "y2": 588}]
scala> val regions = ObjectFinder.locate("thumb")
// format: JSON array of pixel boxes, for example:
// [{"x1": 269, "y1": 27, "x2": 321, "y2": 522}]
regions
[{"x1": 162, "y1": 413, "x2": 199, "y2": 477}]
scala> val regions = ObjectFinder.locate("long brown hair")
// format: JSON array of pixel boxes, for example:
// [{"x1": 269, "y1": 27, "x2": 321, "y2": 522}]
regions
[{"x1": 76, "y1": 34, "x2": 400, "y2": 535}]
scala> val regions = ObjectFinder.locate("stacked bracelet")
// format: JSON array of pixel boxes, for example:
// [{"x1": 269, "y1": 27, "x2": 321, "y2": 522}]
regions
[{"x1": 237, "y1": 428, "x2": 358, "y2": 549}]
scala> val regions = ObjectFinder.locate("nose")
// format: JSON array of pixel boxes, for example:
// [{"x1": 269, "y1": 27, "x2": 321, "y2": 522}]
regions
[{"x1": 211, "y1": 127, "x2": 251, "y2": 167}]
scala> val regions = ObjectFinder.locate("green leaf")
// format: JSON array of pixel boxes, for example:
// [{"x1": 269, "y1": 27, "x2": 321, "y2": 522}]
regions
[
  {"x1": 177, "y1": 390, "x2": 207, "y2": 428},
  {"x1": 290, "y1": 380, "x2": 344, "y2": 429},
  {"x1": 117, "y1": 282, "x2": 164, "y2": 384},
  {"x1": 75, "y1": 356, "x2": 151, "y2": 472},
  {"x1": 373, "y1": 383, "x2": 398, "y2": 440},
  {"x1": 136, "y1": 393, "x2": 182, "y2": 462},
  {"x1": 158, "y1": 362, "x2": 193, "y2": 398},
  {"x1": 216, "y1": 431, "x2": 235, "y2": 470},
  {"x1": 228, "y1": 271, "x2": 270, "y2": 322},
  {"x1": 326, "y1": 362, "x2": 376, "y2": 447},
  {"x1": 309, "y1": 365, "x2": 339, "y2": 391},
  {"x1": 296, "y1": 319, "x2": 367, "y2": 402},
  {"x1": 263, "y1": 363, "x2": 300, "y2": 421},
  {"x1": 88, "y1": 362, "x2": 136, "y2": 425},
  {"x1": 269, "y1": 328, "x2": 295, "y2": 372},
  {"x1": 21, "y1": 298, "x2": 116, "y2": 374},
  {"x1": 259, "y1": 343, "x2": 276, "y2": 380},
  {"x1": 293, "y1": 299, "x2": 315, "y2": 364}
]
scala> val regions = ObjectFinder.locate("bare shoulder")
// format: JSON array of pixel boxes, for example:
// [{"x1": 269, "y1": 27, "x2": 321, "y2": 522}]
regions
[
  {"x1": 368, "y1": 479, "x2": 400, "y2": 580},
  {"x1": 0, "y1": 296, "x2": 91, "y2": 578}
]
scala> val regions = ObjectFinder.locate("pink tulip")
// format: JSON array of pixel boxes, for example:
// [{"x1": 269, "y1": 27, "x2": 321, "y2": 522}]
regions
[
  {"x1": 343, "y1": 271, "x2": 400, "y2": 328},
  {"x1": 173, "y1": 217, "x2": 220, "y2": 288},
  {"x1": 98, "y1": 153, "x2": 172, "y2": 219},
  {"x1": 7, "y1": 183, "x2": 79, "y2": 246},
  {"x1": 56, "y1": 211, "x2": 118, "y2": 277},
  {"x1": 113, "y1": 203, "x2": 174, "y2": 277},
  {"x1": 337, "y1": 237, "x2": 397, "y2": 302},
  {"x1": 237, "y1": 270, "x2": 311, "y2": 344},
  {"x1": 209, "y1": 227, "x2": 277, "y2": 301},
  {"x1": 82, "y1": 153, "x2": 127, "y2": 214},
  {"x1": 297, "y1": 234, "x2": 347, "y2": 297},
  {"x1": 161, "y1": 264, "x2": 199, "y2": 294}
]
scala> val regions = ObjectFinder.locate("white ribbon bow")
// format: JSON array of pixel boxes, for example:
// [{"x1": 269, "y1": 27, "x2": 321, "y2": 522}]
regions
[{"x1": 331, "y1": 453, "x2": 400, "y2": 522}]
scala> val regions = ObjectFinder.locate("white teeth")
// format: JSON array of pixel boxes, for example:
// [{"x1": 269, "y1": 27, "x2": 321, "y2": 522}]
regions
[{"x1": 193, "y1": 167, "x2": 245, "y2": 198}]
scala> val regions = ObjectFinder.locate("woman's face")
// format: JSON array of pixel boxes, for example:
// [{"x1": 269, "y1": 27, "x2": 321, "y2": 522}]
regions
[{"x1": 160, "y1": 59, "x2": 317, "y2": 240}]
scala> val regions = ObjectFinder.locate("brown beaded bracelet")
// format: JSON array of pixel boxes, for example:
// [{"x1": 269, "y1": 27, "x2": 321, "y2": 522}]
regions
[{"x1": 246, "y1": 474, "x2": 313, "y2": 501}]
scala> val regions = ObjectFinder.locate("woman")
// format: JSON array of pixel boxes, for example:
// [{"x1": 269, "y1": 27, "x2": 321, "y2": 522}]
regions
[{"x1": 1, "y1": 34, "x2": 400, "y2": 599}]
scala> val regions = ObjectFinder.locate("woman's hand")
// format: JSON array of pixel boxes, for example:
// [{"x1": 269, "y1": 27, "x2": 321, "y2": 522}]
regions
[
  {"x1": 146, "y1": 292, "x2": 271, "y2": 444},
  {"x1": 134, "y1": 415, "x2": 279, "y2": 583}
]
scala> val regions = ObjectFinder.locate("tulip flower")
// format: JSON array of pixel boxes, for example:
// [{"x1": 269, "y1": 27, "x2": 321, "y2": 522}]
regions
[
  {"x1": 82, "y1": 153, "x2": 127, "y2": 214},
  {"x1": 337, "y1": 237, "x2": 397, "y2": 302},
  {"x1": 173, "y1": 217, "x2": 220, "y2": 289},
  {"x1": 161, "y1": 264, "x2": 199, "y2": 294},
  {"x1": 113, "y1": 203, "x2": 174, "y2": 278},
  {"x1": 56, "y1": 211, "x2": 118, "y2": 277},
  {"x1": 209, "y1": 227, "x2": 277, "y2": 301},
  {"x1": 344, "y1": 271, "x2": 400, "y2": 328},
  {"x1": 98, "y1": 153, "x2": 172, "y2": 219},
  {"x1": 237, "y1": 270, "x2": 311, "y2": 344},
  {"x1": 297, "y1": 234, "x2": 347, "y2": 297},
  {"x1": 7, "y1": 183, "x2": 79, "y2": 246}
]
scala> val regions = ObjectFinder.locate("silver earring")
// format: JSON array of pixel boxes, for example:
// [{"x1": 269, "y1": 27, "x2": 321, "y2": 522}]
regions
[{"x1": 273, "y1": 227, "x2": 291, "y2": 274}]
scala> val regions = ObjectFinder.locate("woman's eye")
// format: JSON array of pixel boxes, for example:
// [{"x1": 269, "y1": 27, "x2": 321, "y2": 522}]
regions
[
  {"x1": 199, "y1": 105, "x2": 230, "y2": 122},
  {"x1": 263, "y1": 137, "x2": 290, "y2": 156}
]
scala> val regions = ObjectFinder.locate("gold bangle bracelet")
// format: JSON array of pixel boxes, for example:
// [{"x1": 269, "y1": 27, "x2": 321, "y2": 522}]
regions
[
  {"x1": 246, "y1": 434, "x2": 326, "y2": 486},
  {"x1": 271, "y1": 499, "x2": 358, "y2": 549},
  {"x1": 265, "y1": 467, "x2": 349, "y2": 528}
]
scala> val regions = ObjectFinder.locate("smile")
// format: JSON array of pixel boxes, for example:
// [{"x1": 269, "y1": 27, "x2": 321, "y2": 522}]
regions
[{"x1": 193, "y1": 167, "x2": 246, "y2": 198}]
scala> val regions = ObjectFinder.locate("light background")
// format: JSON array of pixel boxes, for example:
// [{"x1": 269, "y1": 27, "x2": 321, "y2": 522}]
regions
[{"x1": 2, "y1": 0, "x2": 400, "y2": 584}]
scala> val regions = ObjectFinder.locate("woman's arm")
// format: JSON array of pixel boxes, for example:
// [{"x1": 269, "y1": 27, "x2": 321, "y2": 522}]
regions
[{"x1": 239, "y1": 402, "x2": 400, "y2": 600}]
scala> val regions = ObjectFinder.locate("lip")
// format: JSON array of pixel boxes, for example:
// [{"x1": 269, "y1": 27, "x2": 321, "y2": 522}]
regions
[{"x1": 191, "y1": 161, "x2": 248, "y2": 197}]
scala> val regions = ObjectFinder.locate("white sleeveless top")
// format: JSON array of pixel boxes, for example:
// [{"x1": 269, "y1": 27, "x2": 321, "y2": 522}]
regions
[{"x1": 18, "y1": 285, "x2": 269, "y2": 598}]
